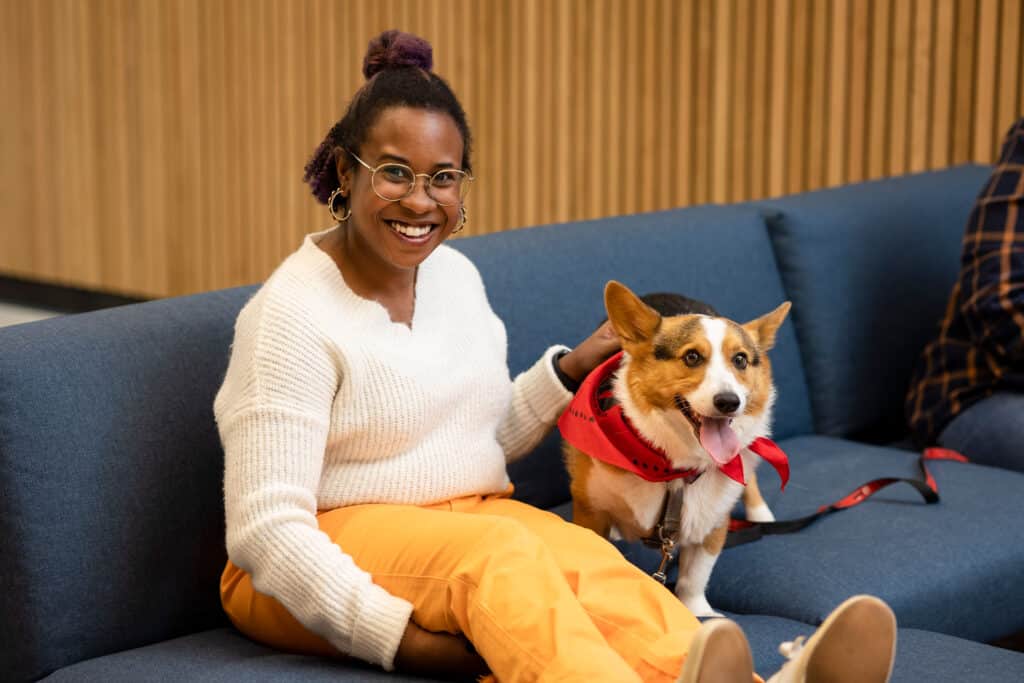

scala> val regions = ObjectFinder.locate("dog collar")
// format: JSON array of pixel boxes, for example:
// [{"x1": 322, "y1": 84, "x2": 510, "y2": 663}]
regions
[{"x1": 558, "y1": 352, "x2": 789, "y2": 488}]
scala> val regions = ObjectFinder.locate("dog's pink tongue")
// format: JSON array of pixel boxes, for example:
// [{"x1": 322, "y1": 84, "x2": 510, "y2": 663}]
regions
[{"x1": 699, "y1": 417, "x2": 741, "y2": 465}]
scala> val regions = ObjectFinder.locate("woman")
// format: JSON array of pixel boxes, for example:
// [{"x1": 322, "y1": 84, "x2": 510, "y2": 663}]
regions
[{"x1": 215, "y1": 30, "x2": 897, "y2": 682}]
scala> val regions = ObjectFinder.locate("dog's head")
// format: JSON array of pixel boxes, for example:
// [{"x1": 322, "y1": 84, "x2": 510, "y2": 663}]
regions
[{"x1": 604, "y1": 281, "x2": 790, "y2": 466}]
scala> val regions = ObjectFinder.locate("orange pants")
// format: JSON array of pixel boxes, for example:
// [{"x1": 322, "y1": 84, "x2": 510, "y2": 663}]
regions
[{"x1": 221, "y1": 490, "x2": 748, "y2": 682}]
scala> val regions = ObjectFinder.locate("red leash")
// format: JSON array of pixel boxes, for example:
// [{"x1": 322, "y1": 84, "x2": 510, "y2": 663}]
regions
[{"x1": 725, "y1": 447, "x2": 969, "y2": 548}]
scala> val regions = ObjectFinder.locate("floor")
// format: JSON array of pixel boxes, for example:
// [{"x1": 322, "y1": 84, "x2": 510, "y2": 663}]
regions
[{"x1": 0, "y1": 301, "x2": 62, "y2": 328}]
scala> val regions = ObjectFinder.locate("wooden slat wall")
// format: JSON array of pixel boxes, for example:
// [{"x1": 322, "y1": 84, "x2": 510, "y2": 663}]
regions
[{"x1": 2, "y1": 0, "x2": 1023, "y2": 299}]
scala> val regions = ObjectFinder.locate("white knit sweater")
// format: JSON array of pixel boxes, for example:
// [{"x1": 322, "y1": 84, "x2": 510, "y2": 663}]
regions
[{"x1": 214, "y1": 227, "x2": 572, "y2": 671}]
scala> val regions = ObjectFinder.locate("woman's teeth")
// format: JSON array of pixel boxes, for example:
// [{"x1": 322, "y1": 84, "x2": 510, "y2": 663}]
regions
[{"x1": 388, "y1": 221, "x2": 433, "y2": 238}]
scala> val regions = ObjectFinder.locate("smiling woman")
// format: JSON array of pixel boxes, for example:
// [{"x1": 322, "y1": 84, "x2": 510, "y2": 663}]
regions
[{"x1": 297, "y1": 31, "x2": 475, "y2": 327}]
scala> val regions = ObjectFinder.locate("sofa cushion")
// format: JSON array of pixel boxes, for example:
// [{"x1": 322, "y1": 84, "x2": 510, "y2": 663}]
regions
[
  {"x1": 40, "y1": 627, "x2": 431, "y2": 682},
  {"x1": 757, "y1": 165, "x2": 992, "y2": 440},
  {"x1": 706, "y1": 435, "x2": 1024, "y2": 643},
  {"x1": 0, "y1": 287, "x2": 257, "y2": 681},
  {"x1": 453, "y1": 206, "x2": 814, "y2": 508},
  {"x1": 43, "y1": 620, "x2": 1024, "y2": 683}
]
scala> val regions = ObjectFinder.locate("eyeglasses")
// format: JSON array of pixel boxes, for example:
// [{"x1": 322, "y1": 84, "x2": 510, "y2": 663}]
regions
[{"x1": 348, "y1": 151, "x2": 472, "y2": 206}]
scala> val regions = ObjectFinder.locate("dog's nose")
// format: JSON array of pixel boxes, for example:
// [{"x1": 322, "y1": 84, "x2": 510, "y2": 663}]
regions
[{"x1": 713, "y1": 392, "x2": 741, "y2": 414}]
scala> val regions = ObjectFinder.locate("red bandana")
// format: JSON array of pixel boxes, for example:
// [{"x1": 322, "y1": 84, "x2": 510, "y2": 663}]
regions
[{"x1": 558, "y1": 352, "x2": 789, "y2": 488}]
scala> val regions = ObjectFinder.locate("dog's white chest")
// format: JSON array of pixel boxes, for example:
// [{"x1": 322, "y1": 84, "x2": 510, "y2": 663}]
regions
[
  {"x1": 674, "y1": 473, "x2": 744, "y2": 543},
  {"x1": 585, "y1": 466, "x2": 742, "y2": 544}
]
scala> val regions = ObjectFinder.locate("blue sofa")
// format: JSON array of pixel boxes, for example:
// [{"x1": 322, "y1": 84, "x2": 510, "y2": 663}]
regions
[{"x1": 3, "y1": 165, "x2": 1023, "y2": 681}]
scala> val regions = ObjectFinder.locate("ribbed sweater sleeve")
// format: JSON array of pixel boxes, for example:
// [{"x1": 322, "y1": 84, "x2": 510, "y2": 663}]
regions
[
  {"x1": 496, "y1": 345, "x2": 573, "y2": 463},
  {"x1": 215, "y1": 290, "x2": 413, "y2": 670}
]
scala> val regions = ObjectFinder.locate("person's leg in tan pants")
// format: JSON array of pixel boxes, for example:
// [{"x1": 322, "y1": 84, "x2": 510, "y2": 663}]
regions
[{"x1": 221, "y1": 490, "x2": 740, "y2": 682}]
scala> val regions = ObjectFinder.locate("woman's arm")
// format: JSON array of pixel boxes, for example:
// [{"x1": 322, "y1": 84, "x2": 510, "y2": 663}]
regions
[
  {"x1": 496, "y1": 322, "x2": 620, "y2": 462},
  {"x1": 216, "y1": 295, "x2": 413, "y2": 671},
  {"x1": 556, "y1": 321, "x2": 620, "y2": 386},
  {"x1": 958, "y1": 119, "x2": 1024, "y2": 364}
]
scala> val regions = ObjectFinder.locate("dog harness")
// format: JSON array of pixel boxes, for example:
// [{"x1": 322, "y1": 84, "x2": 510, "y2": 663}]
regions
[
  {"x1": 558, "y1": 352, "x2": 790, "y2": 582},
  {"x1": 558, "y1": 352, "x2": 790, "y2": 487}
]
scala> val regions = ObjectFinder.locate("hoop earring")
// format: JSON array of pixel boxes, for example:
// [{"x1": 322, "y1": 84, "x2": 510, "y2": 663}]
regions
[
  {"x1": 328, "y1": 187, "x2": 351, "y2": 222},
  {"x1": 452, "y1": 205, "x2": 467, "y2": 234}
]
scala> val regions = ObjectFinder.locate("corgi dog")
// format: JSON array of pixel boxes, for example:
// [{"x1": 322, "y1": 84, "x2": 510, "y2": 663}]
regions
[{"x1": 561, "y1": 281, "x2": 791, "y2": 617}]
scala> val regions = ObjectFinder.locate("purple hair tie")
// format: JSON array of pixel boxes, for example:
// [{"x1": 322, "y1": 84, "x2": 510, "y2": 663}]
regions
[{"x1": 362, "y1": 29, "x2": 433, "y2": 79}]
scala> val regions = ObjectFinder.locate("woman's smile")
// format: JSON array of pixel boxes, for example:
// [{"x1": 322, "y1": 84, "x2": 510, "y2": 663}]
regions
[{"x1": 384, "y1": 218, "x2": 440, "y2": 244}]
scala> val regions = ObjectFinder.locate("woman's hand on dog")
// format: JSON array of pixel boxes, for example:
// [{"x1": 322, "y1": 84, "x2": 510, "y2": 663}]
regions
[
  {"x1": 394, "y1": 620, "x2": 489, "y2": 678},
  {"x1": 559, "y1": 321, "x2": 621, "y2": 382}
]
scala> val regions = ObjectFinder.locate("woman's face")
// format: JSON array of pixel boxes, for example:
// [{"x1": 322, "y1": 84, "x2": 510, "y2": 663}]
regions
[{"x1": 337, "y1": 106, "x2": 465, "y2": 275}]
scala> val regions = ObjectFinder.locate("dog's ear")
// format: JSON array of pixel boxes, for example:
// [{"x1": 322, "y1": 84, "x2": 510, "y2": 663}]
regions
[
  {"x1": 742, "y1": 301, "x2": 791, "y2": 351},
  {"x1": 605, "y1": 281, "x2": 661, "y2": 344}
]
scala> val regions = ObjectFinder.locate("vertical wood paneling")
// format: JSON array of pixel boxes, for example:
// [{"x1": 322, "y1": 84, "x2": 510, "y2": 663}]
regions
[
  {"x1": 711, "y1": 0, "x2": 731, "y2": 204},
  {"x1": 953, "y1": 0, "x2": 979, "y2": 163},
  {"x1": 639, "y1": 1, "x2": 657, "y2": 211},
  {"x1": 930, "y1": 0, "x2": 955, "y2": 169},
  {"x1": 997, "y1": 0, "x2": 1022, "y2": 146},
  {"x1": 697, "y1": 0, "x2": 715, "y2": 204},
  {"x1": 769, "y1": 0, "x2": 791, "y2": 198},
  {"x1": 675, "y1": 0, "x2": 696, "y2": 207},
  {"x1": 621, "y1": 2, "x2": 638, "y2": 214},
  {"x1": 868, "y1": 0, "x2": 892, "y2": 178},
  {"x1": 974, "y1": 0, "x2": 1000, "y2": 159},
  {"x1": 517, "y1": 0, "x2": 535, "y2": 228},
  {"x1": 3, "y1": 0, "x2": 30, "y2": 276},
  {"x1": 787, "y1": 0, "x2": 810, "y2": 194},
  {"x1": 655, "y1": 0, "x2": 673, "y2": 210},
  {"x1": 847, "y1": 0, "x2": 871, "y2": 180},
  {"x1": 910, "y1": 0, "x2": 934, "y2": 173},
  {"x1": 889, "y1": 0, "x2": 912, "y2": 173},
  {"x1": 554, "y1": 0, "x2": 571, "y2": 223},
  {"x1": 730, "y1": 0, "x2": 750, "y2": 203},
  {"x1": 749, "y1": 0, "x2": 771, "y2": 200},
  {"x1": 3, "y1": 0, "x2": 1023, "y2": 299},
  {"x1": 827, "y1": 0, "x2": 850, "y2": 187},
  {"x1": 807, "y1": 0, "x2": 829, "y2": 190},
  {"x1": 606, "y1": 0, "x2": 624, "y2": 217}
]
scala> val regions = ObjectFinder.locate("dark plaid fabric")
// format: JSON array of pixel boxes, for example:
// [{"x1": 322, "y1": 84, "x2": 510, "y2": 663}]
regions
[{"x1": 906, "y1": 118, "x2": 1024, "y2": 446}]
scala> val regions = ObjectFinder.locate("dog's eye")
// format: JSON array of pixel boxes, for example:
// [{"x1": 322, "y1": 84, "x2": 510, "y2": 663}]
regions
[
  {"x1": 683, "y1": 350, "x2": 703, "y2": 367},
  {"x1": 733, "y1": 352, "x2": 749, "y2": 370}
]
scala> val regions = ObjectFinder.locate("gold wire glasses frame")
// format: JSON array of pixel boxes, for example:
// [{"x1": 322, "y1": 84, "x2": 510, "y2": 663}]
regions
[{"x1": 347, "y1": 150, "x2": 473, "y2": 206}]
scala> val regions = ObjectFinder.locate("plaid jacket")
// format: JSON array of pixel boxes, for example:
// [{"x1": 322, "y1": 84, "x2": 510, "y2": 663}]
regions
[{"x1": 906, "y1": 118, "x2": 1024, "y2": 446}]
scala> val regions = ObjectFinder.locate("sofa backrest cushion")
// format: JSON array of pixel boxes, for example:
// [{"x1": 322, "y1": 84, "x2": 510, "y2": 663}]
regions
[
  {"x1": 757, "y1": 165, "x2": 992, "y2": 440},
  {"x1": 453, "y1": 205, "x2": 814, "y2": 508},
  {"x1": 0, "y1": 286, "x2": 256, "y2": 681}
]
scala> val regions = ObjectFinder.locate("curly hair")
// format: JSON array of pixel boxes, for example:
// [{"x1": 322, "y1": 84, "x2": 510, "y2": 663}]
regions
[{"x1": 302, "y1": 30, "x2": 474, "y2": 205}]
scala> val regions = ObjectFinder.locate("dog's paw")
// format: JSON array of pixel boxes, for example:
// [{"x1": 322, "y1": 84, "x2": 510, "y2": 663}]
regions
[
  {"x1": 745, "y1": 503, "x2": 775, "y2": 523},
  {"x1": 678, "y1": 592, "x2": 721, "y2": 618}
]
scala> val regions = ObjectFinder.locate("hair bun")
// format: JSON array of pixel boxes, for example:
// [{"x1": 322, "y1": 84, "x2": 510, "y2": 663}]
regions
[{"x1": 362, "y1": 30, "x2": 433, "y2": 79}]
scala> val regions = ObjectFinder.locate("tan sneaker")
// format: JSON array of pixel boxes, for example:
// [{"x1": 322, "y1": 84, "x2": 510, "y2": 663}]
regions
[
  {"x1": 677, "y1": 618, "x2": 754, "y2": 683},
  {"x1": 765, "y1": 595, "x2": 897, "y2": 683}
]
